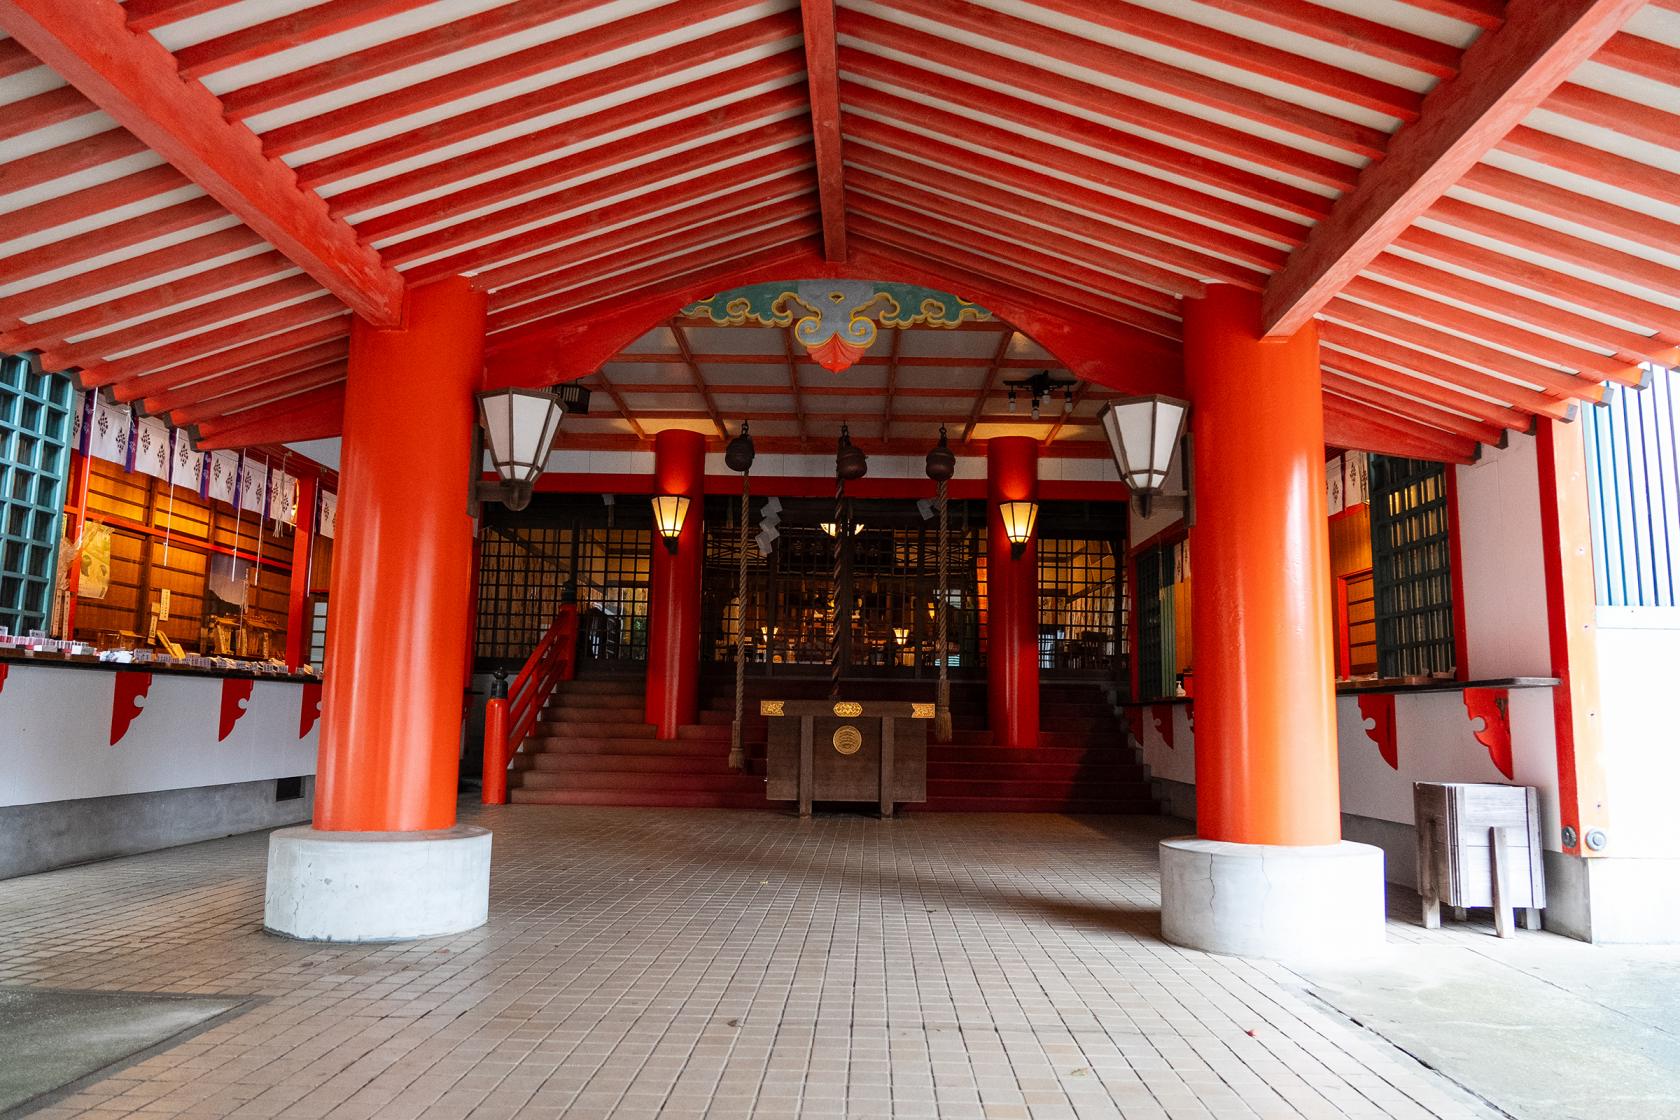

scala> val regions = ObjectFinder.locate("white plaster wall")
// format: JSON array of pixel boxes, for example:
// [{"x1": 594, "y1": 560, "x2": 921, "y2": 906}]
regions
[
  {"x1": 1593, "y1": 609, "x2": 1680, "y2": 859},
  {"x1": 1453, "y1": 433, "x2": 1552, "y2": 678},
  {"x1": 1138, "y1": 689, "x2": 1563, "y2": 851},
  {"x1": 0, "y1": 666, "x2": 318, "y2": 807}
]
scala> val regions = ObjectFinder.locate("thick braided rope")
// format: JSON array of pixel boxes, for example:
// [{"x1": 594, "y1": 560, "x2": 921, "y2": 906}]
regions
[
  {"x1": 729, "y1": 472, "x2": 750, "y2": 770},
  {"x1": 830, "y1": 476, "x2": 845, "y2": 700},
  {"x1": 935, "y1": 476, "x2": 951, "y2": 742}
]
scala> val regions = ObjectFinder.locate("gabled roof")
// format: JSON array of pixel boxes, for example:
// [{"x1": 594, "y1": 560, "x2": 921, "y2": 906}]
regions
[{"x1": 0, "y1": 0, "x2": 1675, "y2": 462}]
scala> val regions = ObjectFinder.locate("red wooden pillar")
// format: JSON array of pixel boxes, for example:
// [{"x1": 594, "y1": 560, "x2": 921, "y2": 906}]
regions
[
  {"x1": 646, "y1": 429, "x2": 705, "y2": 739},
  {"x1": 313, "y1": 277, "x2": 484, "y2": 832},
  {"x1": 1184, "y1": 285, "x2": 1340, "y2": 846},
  {"x1": 987, "y1": 436, "x2": 1039, "y2": 748},
  {"x1": 284, "y1": 471, "x2": 317, "y2": 671}
]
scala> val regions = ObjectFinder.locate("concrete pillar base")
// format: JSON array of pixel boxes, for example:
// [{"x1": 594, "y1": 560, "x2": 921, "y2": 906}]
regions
[
  {"x1": 264, "y1": 825, "x2": 491, "y2": 942},
  {"x1": 1159, "y1": 836, "x2": 1385, "y2": 961}
]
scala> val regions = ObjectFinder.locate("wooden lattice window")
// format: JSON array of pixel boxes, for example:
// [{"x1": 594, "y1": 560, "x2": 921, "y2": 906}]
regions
[{"x1": 1369, "y1": 455, "x2": 1457, "y2": 678}]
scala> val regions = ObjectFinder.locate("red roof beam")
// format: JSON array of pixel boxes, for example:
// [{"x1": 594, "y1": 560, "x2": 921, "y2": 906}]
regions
[
  {"x1": 802, "y1": 0, "x2": 847, "y2": 261},
  {"x1": 1320, "y1": 369, "x2": 1507, "y2": 445},
  {"x1": 1192, "y1": 0, "x2": 1464, "y2": 80},
  {"x1": 0, "y1": 84, "x2": 99, "y2": 144},
  {"x1": 1319, "y1": 321, "x2": 1583, "y2": 418},
  {"x1": 1319, "y1": 347, "x2": 1534, "y2": 431},
  {"x1": 1322, "y1": 391, "x2": 1479, "y2": 464},
  {"x1": 1263, "y1": 0, "x2": 1648, "y2": 336},
  {"x1": 0, "y1": 195, "x2": 229, "y2": 284},
  {"x1": 191, "y1": 385, "x2": 345, "y2": 447},
  {"x1": 173, "y1": 0, "x2": 436, "y2": 79},
  {"x1": 0, "y1": 0, "x2": 403, "y2": 326},
  {"x1": 1499, "y1": 123, "x2": 1680, "y2": 215},
  {"x1": 1457, "y1": 162, "x2": 1680, "y2": 263}
]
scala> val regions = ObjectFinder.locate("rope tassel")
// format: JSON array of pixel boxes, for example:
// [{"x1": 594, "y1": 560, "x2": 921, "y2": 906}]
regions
[{"x1": 935, "y1": 475, "x2": 952, "y2": 744}]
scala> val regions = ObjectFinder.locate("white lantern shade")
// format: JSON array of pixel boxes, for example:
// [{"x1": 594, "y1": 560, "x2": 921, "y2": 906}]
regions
[
  {"x1": 478, "y1": 388, "x2": 565, "y2": 486},
  {"x1": 998, "y1": 500, "x2": 1038, "y2": 547},
  {"x1": 1098, "y1": 395, "x2": 1189, "y2": 495},
  {"x1": 651, "y1": 494, "x2": 691, "y2": 543}
]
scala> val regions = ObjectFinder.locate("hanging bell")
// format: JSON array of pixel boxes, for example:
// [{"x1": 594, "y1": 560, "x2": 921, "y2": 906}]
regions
[
  {"x1": 724, "y1": 421, "x2": 756, "y2": 474},
  {"x1": 836, "y1": 423, "x2": 868, "y2": 481},
  {"x1": 925, "y1": 425, "x2": 956, "y2": 482}
]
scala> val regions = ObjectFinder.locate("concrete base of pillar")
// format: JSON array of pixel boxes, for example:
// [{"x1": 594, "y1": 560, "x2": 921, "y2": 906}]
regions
[
  {"x1": 264, "y1": 825, "x2": 491, "y2": 942},
  {"x1": 1159, "y1": 836, "x2": 1385, "y2": 961}
]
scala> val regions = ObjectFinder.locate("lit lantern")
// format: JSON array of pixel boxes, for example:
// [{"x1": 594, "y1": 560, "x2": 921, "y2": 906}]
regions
[
  {"x1": 650, "y1": 495, "x2": 691, "y2": 554},
  {"x1": 820, "y1": 521, "x2": 862, "y2": 537},
  {"x1": 892, "y1": 627, "x2": 909, "y2": 644},
  {"x1": 475, "y1": 387, "x2": 565, "y2": 511},
  {"x1": 998, "y1": 500, "x2": 1038, "y2": 559},
  {"x1": 1097, "y1": 395, "x2": 1189, "y2": 518}
]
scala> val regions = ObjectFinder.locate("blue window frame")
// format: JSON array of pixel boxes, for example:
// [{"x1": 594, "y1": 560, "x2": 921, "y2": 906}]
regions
[
  {"x1": 0, "y1": 354, "x2": 75, "y2": 635},
  {"x1": 1584, "y1": 369, "x2": 1679, "y2": 608}
]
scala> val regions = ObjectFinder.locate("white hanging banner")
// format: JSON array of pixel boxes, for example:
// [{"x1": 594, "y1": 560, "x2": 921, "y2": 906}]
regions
[
  {"x1": 170, "y1": 431, "x2": 204, "y2": 492},
  {"x1": 133, "y1": 417, "x2": 171, "y2": 480},
  {"x1": 239, "y1": 456, "x2": 269, "y2": 515},
  {"x1": 1344, "y1": 450, "x2": 1369, "y2": 509},
  {"x1": 270, "y1": 469, "x2": 298, "y2": 527},
  {"x1": 207, "y1": 449, "x2": 240, "y2": 505},
  {"x1": 87, "y1": 397, "x2": 132, "y2": 465},
  {"x1": 1326, "y1": 453, "x2": 1345, "y2": 515},
  {"x1": 318, "y1": 489, "x2": 337, "y2": 539},
  {"x1": 69, "y1": 391, "x2": 88, "y2": 453}
]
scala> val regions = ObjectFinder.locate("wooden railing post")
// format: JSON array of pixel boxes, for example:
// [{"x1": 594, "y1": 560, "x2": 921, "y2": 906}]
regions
[{"x1": 482, "y1": 698, "x2": 509, "y2": 805}]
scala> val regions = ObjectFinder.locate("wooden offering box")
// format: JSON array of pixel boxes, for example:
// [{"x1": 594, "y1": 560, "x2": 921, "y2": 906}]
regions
[
  {"x1": 1415, "y1": 781, "x2": 1546, "y2": 937},
  {"x1": 762, "y1": 699, "x2": 930, "y2": 817}
]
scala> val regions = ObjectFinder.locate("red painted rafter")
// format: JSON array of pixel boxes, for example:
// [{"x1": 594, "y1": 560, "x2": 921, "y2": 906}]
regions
[
  {"x1": 1322, "y1": 391, "x2": 1479, "y2": 464},
  {"x1": 373, "y1": 125, "x2": 813, "y2": 264},
  {"x1": 112, "y1": 317, "x2": 350, "y2": 403},
  {"x1": 174, "y1": 0, "x2": 435, "y2": 78},
  {"x1": 1318, "y1": 321, "x2": 1581, "y2": 418},
  {"x1": 840, "y1": 84, "x2": 1308, "y2": 249},
  {"x1": 880, "y1": 327, "x2": 901, "y2": 441},
  {"x1": 0, "y1": 127, "x2": 150, "y2": 201},
  {"x1": 871, "y1": 0, "x2": 1388, "y2": 157},
  {"x1": 327, "y1": 57, "x2": 805, "y2": 221},
  {"x1": 169, "y1": 362, "x2": 346, "y2": 427},
  {"x1": 588, "y1": 367, "x2": 647, "y2": 442},
  {"x1": 1263, "y1": 0, "x2": 1648, "y2": 336},
  {"x1": 962, "y1": 329, "x2": 1017, "y2": 443},
  {"x1": 801, "y1": 0, "x2": 847, "y2": 261},
  {"x1": 778, "y1": 325, "x2": 810, "y2": 449},
  {"x1": 142, "y1": 341, "x2": 348, "y2": 416},
  {"x1": 1319, "y1": 347, "x2": 1533, "y2": 431},
  {"x1": 0, "y1": 0, "x2": 402, "y2": 327},
  {"x1": 267, "y1": 0, "x2": 786, "y2": 164},
  {"x1": 192, "y1": 385, "x2": 345, "y2": 447},
  {"x1": 120, "y1": 0, "x2": 240, "y2": 33},
  {"x1": 74, "y1": 296, "x2": 345, "y2": 390},
  {"x1": 837, "y1": 34, "x2": 1347, "y2": 205},
  {"x1": 843, "y1": 126, "x2": 1286, "y2": 275},
  {"x1": 0, "y1": 84, "x2": 99, "y2": 144},
  {"x1": 1457, "y1": 161, "x2": 1680, "y2": 262},
  {"x1": 0, "y1": 195, "x2": 228, "y2": 284},
  {"x1": 1320, "y1": 370, "x2": 1506, "y2": 445},
  {"x1": 669, "y1": 319, "x2": 729, "y2": 440},
  {"x1": 1193, "y1": 0, "x2": 1462, "y2": 79},
  {"x1": 1, "y1": 225, "x2": 262, "y2": 324}
]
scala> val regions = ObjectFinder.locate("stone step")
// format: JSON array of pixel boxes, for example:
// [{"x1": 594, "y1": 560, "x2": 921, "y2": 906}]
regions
[
  {"x1": 519, "y1": 752, "x2": 749, "y2": 774},
  {"x1": 926, "y1": 760, "x2": 1146, "y2": 782},
  {"x1": 926, "y1": 778, "x2": 1151, "y2": 800},
  {"x1": 914, "y1": 797, "x2": 1157, "y2": 814},
  {"x1": 522, "y1": 735, "x2": 722, "y2": 756},
  {"x1": 515, "y1": 769, "x2": 765, "y2": 794},
  {"x1": 510, "y1": 789, "x2": 770, "y2": 810},
  {"x1": 535, "y1": 719, "x2": 657, "y2": 739}
]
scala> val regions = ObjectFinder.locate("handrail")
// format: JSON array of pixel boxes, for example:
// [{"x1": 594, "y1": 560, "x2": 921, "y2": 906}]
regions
[{"x1": 482, "y1": 603, "x2": 578, "y2": 804}]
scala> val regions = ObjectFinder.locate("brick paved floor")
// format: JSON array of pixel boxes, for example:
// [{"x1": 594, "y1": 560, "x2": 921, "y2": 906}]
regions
[{"x1": 0, "y1": 806, "x2": 1501, "y2": 1120}]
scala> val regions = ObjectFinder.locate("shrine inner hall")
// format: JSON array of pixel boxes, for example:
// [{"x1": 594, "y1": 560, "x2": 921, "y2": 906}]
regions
[{"x1": 3, "y1": 0, "x2": 1680, "y2": 1117}]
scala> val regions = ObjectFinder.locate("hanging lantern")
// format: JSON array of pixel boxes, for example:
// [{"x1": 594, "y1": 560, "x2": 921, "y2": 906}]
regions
[
  {"x1": 820, "y1": 521, "x2": 862, "y2": 537},
  {"x1": 998, "y1": 500, "x2": 1038, "y2": 559},
  {"x1": 835, "y1": 423, "x2": 868, "y2": 481},
  {"x1": 724, "y1": 421, "x2": 756, "y2": 474},
  {"x1": 475, "y1": 387, "x2": 565, "y2": 511},
  {"x1": 650, "y1": 494, "x2": 691, "y2": 554},
  {"x1": 925, "y1": 425, "x2": 956, "y2": 482},
  {"x1": 1097, "y1": 395, "x2": 1189, "y2": 518}
]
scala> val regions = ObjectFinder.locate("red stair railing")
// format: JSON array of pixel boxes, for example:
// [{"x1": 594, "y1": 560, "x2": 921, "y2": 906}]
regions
[{"x1": 482, "y1": 603, "x2": 579, "y2": 804}]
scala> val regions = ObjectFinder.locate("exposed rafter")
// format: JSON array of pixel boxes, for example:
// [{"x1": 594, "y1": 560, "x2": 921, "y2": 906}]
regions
[
  {"x1": 1261, "y1": 0, "x2": 1648, "y2": 337},
  {"x1": 800, "y1": 0, "x2": 847, "y2": 262},
  {"x1": 669, "y1": 319, "x2": 729, "y2": 440},
  {"x1": 962, "y1": 330, "x2": 1017, "y2": 444},
  {"x1": 780, "y1": 325, "x2": 811, "y2": 451},
  {"x1": 0, "y1": 0, "x2": 404, "y2": 327}
]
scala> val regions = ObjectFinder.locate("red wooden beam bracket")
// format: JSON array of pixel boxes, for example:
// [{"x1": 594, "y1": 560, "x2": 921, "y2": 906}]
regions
[
  {"x1": 1356, "y1": 692, "x2": 1399, "y2": 771},
  {"x1": 0, "y1": 0, "x2": 403, "y2": 326},
  {"x1": 1261, "y1": 0, "x2": 1648, "y2": 337},
  {"x1": 801, "y1": 0, "x2": 847, "y2": 262},
  {"x1": 1463, "y1": 686, "x2": 1514, "y2": 779},
  {"x1": 1151, "y1": 703, "x2": 1175, "y2": 749}
]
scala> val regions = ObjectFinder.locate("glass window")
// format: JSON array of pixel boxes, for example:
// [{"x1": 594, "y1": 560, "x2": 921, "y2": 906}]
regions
[
  {"x1": 0, "y1": 355, "x2": 73, "y2": 636},
  {"x1": 1369, "y1": 455, "x2": 1457, "y2": 677}
]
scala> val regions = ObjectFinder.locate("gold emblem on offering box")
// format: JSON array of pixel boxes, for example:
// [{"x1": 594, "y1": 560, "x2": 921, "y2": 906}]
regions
[
  {"x1": 832, "y1": 725, "x2": 863, "y2": 755},
  {"x1": 832, "y1": 701, "x2": 862, "y2": 717},
  {"x1": 760, "y1": 700, "x2": 785, "y2": 716},
  {"x1": 910, "y1": 703, "x2": 935, "y2": 719}
]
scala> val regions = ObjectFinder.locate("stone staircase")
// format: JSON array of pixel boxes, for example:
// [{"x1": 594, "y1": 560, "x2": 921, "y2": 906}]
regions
[{"x1": 508, "y1": 672, "x2": 1155, "y2": 814}]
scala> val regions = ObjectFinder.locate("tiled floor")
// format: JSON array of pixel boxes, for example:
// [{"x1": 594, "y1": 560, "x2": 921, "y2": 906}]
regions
[{"x1": 0, "y1": 806, "x2": 1503, "y2": 1120}]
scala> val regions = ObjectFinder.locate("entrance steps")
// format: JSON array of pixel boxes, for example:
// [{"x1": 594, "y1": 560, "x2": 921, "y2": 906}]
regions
[{"x1": 507, "y1": 671, "x2": 1155, "y2": 814}]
